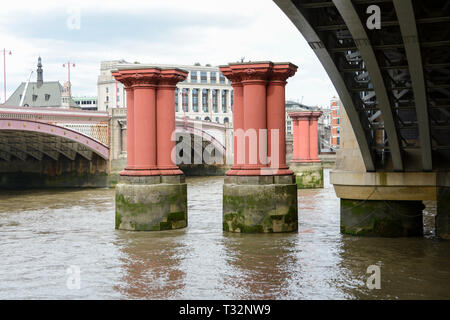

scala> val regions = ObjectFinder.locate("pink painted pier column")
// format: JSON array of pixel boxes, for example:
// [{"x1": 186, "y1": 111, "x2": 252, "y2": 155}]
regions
[
  {"x1": 288, "y1": 111, "x2": 324, "y2": 189},
  {"x1": 289, "y1": 112, "x2": 312, "y2": 162},
  {"x1": 132, "y1": 70, "x2": 159, "y2": 175},
  {"x1": 309, "y1": 111, "x2": 323, "y2": 162},
  {"x1": 112, "y1": 65, "x2": 188, "y2": 232},
  {"x1": 267, "y1": 63, "x2": 297, "y2": 175},
  {"x1": 157, "y1": 69, "x2": 188, "y2": 176},
  {"x1": 110, "y1": 73, "x2": 135, "y2": 173},
  {"x1": 220, "y1": 66, "x2": 243, "y2": 172},
  {"x1": 289, "y1": 111, "x2": 322, "y2": 163},
  {"x1": 220, "y1": 61, "x2": 299, "y2": 233}
]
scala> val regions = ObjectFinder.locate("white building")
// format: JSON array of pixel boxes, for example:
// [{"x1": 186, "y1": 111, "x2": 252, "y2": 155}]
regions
[
  {"x1": 97, "y1": 60, "x2": 234, "y2": 124},
  {"x1": 72, "y1": 96, "x2": 98, "y2": 110}
]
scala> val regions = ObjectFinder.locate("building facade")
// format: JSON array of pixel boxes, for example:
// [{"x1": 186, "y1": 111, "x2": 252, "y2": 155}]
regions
[
  {"x1": 330, "y1": 96, "x2": 341, "y2": 150},
  {"x1": 72, "y1": 96, "x2": 98, "y2": 110},
  {"x1": 5, "y1": 57, "x2": 77, "y2": 108},
  {"x1": 97, "y1": 60, "x2": 234, "y2": 124}
]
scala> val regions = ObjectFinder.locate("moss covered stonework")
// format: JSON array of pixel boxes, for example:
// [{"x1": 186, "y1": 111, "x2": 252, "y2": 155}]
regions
[
  {"x1": 290, "y1": 163, "x2": 324, "y2": 189},
  {"x1": 223, "y1": 175, "x2": 298, "y2": 233},
  {"x1": 341, "y1": 199, "x2": 424, "y2": 237},
  {"x1": 115, "y1": 175, "x2": 187, "y2": 231}
]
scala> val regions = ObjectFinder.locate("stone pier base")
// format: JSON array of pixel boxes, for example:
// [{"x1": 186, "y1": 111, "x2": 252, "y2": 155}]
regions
[
  {"x1": 341, "y1": 199, "x2": 424, "y2": 237},
  {"x1": 290, "y1": 162, "x2": 324, "y2": 189},
  {"x1": 115, "y1": 175, "x2": 187, "y2": 231},
  {"x1": 223, "y1": 175, "x2": 298, "y2": 233}
]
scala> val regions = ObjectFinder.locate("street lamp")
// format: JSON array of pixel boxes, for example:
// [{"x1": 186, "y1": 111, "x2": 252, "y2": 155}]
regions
[
  {"x1": 62, "y1": 61, "x2": 75, "y2": 108},
  {"x1": 2, "y1": 48, "x2": 12, "y2": 104}
]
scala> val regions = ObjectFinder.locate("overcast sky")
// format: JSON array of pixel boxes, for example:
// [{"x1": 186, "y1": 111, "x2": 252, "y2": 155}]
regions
[{"x1": 0, "y1": 0, "x2": 337, "y2": 107}]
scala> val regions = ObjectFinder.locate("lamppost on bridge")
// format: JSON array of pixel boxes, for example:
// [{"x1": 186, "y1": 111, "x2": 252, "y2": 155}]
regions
[
  {"x1": 62, "y1": 61, "x2": 75, "y2": 108},
  {"x1": 2, "y1": 48, "x2": 12, "y2": 104}
]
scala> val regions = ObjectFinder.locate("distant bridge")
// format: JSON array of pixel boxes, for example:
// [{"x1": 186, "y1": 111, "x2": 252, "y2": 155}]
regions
[{"x1": 0, "y1": 106, "x2": 110, "y2": 161}]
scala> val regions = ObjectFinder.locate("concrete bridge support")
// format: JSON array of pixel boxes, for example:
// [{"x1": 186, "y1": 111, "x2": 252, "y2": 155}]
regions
[
  {"x1": 331, "y1": 107, "x2": 450, "y2": 238},
  {"x1": 289, "y1": 111, "x2": 324, "y2": 189},
  {"x1": 113, "y1": 66, "x2": 188, "y2": 231},
  {"x1": 220, "y1": 61, "x2": 298, "y2": 233}
]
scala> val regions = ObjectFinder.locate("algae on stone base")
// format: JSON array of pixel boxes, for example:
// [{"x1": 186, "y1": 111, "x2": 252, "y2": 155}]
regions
[
  {"x1": 340, "y1": 199, "x2": 424, "y2": 237},
  {"x1": 223, "y1": 182, "x2": 298, "y2": 233},
  {"x1": 294, "y1": 167, "x2": 324, "y2": 189},
  {"x1": 115, "y1": 182, "x2": 188, "y2": 231}
]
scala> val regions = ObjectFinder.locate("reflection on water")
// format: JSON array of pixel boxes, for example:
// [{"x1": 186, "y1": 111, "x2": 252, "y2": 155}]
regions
[{"x1": 0, "y1": 170, "x2": 449, "y2": 299}]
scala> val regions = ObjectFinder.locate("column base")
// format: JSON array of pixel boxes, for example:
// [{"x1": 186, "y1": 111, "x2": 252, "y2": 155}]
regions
[
  {"x1": 341, "y1": 199, "x2": 424, "y2": 237},
  {"x1": 223, "y1": 175, "x2": 298, "y2": 233},
  {"x1": 115, "y1": 175, "x2": 187, "y2": 231},
  {"x1": 290, "y1": 162, "x2": 323, "y2": 189}
]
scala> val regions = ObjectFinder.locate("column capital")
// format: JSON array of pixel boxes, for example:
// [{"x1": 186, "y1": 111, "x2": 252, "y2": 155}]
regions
[
  {"x1": 269, "y1": 63, "x2": 298, "y2": 83},
  {"x1": 288, "y1": 111, "x2": 313, "y2": 121},
  {"x1": 112, "y1": 68, "x2": 161, "y2": 88},
  {"x1": 310, "y1": 111, "x2": 323, "y2": 120},
  {"x1": 158, "y1": 68, "x2": 188, "y2": 87},
  {"x1": 229, "y1": 62, "x2": 272, "y2": 83}
]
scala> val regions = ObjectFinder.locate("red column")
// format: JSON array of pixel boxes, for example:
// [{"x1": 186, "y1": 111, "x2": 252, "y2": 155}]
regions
[
  {"x1": 111, "y1": 72, "x2": 137, "y2": 174},
  {"x1": 289, "y1": 111, "x2": 322, "y2": 163},
  {"x1": 220, "y1": 66, "x2": 243, "y2": 171},
  {"x1": 220, "y1": 62, "x2": 297, "y2": 176},
  {"x1": 133, "y1": 76, "x2": 158, "y2": 173},
  {"x1": 124, "y1": 87, "x2": 135, "y2": 171},
  {"x1": 113, "y1": 68, "x2": 160, "y2": 176},
  {"x1": 267, "y1": 63, "x2": 297, "y2": 175},
  {"x1": 157, "y1": 69, "x2": 188, "y2": 175},
  {"x1": 309, "y1": 111, "x2": 322, "y2": 162},
  {"x1": 291, "y1": 118, "x2": 300, "y2": 161}
]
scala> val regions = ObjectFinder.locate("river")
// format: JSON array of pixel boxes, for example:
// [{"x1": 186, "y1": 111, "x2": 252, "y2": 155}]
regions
[{"x1": 0, "y1": 170, "x2": 449, "y2": 299}]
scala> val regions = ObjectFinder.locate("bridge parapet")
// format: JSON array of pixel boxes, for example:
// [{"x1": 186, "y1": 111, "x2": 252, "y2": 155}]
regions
[{"x1": 0, "y1": 106, "x2": 110, "y2": 145}]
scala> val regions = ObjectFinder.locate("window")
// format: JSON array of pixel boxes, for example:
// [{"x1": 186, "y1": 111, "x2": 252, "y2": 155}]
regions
[
  {"x1": 182, "y1": 88, "x2": 188, "y2": 112},
  {"x1": 117, "y1": 96, "x2": 120, "y2": 102},
  {"x1": 45, "y1": 94, "x2": 50, "y2": 101},
  {"x1": 210, "y1": 72, "x2": 217, "y2": 83},
  {"x1": 215, "y1": 117, "x2": 220, "y2": 123},
  {"x1": 336, "y1": 118, "x2": 340, "y2": 124},
  {"x1": 224, "y1": 117, "x2": 229, "y2": 123},
  {"x1": 200, "y1": 71, "x2": 207, "y2": 84},
  {"x1": 202, "y1": 89, "x2": 208, "y2": 112},
  {"x1": 106, "y1": 87, "x2": 109, "y2": 93},
  {"x1": 190, "y1": 71, "x2": 198, "y2": 83},
  {"x1": 106, "y1": 96, "x2": 109, "y2": 102},
  {"x1": 32, "y1": 95, "x2": 37, "y2": 102},
  {"x1": 175, "y1": 88, "x2": 179, "y2": 112},
  {"x1": 222, "y1": 90, "x2": 227, "y2": 112},
  {"x1": 192, "y1": 89, "x2": 199, "y2": 112},
  {"x1": 231, "y1": 91, "x2": 233, "y2": 111},
  {"x1": 337, "y1": 137, "x2": 340, "y2": 145},
  {"x1": 212, "y1": 89, "x2": 218, "y2": 113},
  {"x1": 219, "y1": 73, "x2": 225, "y2": 84},
  {"x1": 205, "y1": 116, "x2": 211, "y2": 121}
]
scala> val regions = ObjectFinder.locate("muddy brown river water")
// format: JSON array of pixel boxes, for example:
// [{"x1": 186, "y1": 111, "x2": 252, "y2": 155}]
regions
[{"x1": 0, "y1": 170, "x2": 449, "y2": 299}]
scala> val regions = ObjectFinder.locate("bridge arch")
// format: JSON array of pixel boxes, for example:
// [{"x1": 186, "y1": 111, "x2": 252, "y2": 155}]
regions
[
  {"x1": 0, "y1": 119, "x2": 109, "y2": 161},
  {"x1": 175, "y1": 124, "x2": 226, "y2": 157}
]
